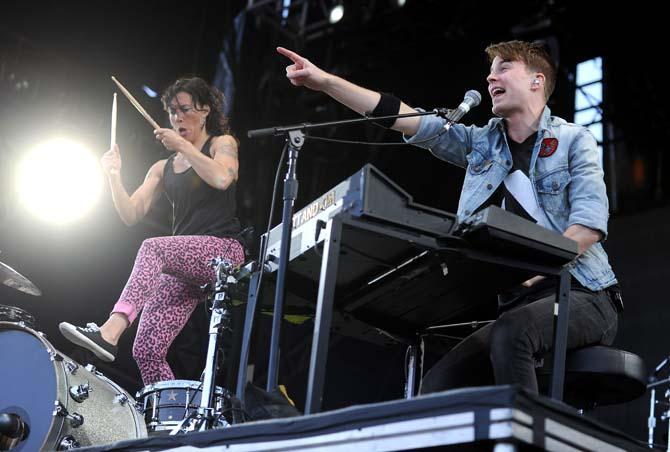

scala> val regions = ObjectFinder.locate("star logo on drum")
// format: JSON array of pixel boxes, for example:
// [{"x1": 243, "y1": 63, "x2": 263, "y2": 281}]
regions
[{"x1": 167, "y1": 390, "x2": 178, "y2": 401}]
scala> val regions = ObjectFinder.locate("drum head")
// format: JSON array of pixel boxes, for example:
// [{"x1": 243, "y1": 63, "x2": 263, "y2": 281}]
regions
[
  {"x1": 137, "y1": 379, "x2": 229, "y2": 398},
  {"x1": 0, "y1": 322, "x2": 58, "y2": 451}
]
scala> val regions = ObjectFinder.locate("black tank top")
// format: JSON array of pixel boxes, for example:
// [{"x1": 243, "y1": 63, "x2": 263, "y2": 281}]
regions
[{"x1": 163, "y1": 136, "x2": 241, "y2": 238}]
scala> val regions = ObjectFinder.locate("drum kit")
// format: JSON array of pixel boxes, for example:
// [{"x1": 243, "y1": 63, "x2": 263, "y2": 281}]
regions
[{"x1": 0, "y1": 257, "x2": 242, "y2": 450}]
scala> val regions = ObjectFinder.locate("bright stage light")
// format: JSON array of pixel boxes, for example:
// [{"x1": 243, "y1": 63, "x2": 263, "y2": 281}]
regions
[
  {"x1": 329, "y1": 3, "x2": 344, "y2": 24},
  {"x1": 16, "y1": 138, "x2": 103, "y2": 224}
]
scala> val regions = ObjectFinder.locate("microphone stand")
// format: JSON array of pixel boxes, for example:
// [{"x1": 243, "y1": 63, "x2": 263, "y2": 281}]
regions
[{"x1": 247, "y1": 108, "x2": 452, "y2": 393}]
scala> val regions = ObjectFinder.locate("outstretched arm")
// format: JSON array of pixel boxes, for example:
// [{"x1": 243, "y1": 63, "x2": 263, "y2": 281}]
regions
[{"x1": 277, "y1": 47, "x2": 421, "y2": 136}]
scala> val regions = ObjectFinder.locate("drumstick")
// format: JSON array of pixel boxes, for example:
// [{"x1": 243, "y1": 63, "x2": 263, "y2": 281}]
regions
[
  {"x1": 110, "y1": 92, "x2": 117, "y2": 148},
  {"x1": 111, "y1": 76, "x2": 160, "y2": 130}
]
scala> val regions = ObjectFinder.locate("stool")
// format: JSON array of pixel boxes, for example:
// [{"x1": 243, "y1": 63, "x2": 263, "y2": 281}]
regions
[
  {"x1": 237, "y1": 226, "x2": 256, "y2": 260},
  {"x1": 537, "y1": 345, "x2": 648, "y2": 409}
]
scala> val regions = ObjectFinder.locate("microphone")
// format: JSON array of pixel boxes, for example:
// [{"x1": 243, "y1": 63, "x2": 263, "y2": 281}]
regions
[{"x1": 445, "y1": 90, "x2": 482, "y2": 126}]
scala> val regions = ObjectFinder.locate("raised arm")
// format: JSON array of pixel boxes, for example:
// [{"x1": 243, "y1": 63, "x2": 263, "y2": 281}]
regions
[
  {"x1": 101, "y1": 144, "x2": 165, "y2": 226},
  {"x1": 277, "y1": 46, "x2": 420, "y2": 136},
  {"x1": 154, "y1": 129, "x2": 238, "y2": 191}
]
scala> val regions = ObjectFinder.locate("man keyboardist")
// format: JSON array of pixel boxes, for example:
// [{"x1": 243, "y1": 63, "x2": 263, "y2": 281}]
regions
[{"x1": 277, "y1": 40, "x2": 622, "y2": 394}]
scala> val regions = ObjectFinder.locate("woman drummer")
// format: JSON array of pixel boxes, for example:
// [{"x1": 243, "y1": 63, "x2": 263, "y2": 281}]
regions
[{"x1": 60, "y1": 77, "x2": 245, "y2": 385}]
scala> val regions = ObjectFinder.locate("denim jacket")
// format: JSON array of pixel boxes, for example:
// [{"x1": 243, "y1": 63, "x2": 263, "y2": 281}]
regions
[{"x1": 404, "y1": 106, "x2": 617, "y2": 291}]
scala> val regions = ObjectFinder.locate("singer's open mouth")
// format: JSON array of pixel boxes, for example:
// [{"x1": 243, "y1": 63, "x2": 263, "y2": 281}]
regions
[{"x1": 491, "y1": 87, "x2": 505, "y2": 98}]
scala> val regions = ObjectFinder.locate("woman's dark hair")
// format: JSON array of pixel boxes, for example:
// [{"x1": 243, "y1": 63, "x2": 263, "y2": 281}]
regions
[{"x1": 161, "y1": 77, "x2": 231, "y2": 136}]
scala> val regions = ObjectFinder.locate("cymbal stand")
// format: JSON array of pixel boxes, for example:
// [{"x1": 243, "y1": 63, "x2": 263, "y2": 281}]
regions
[{"x1": 647, "y1": 356, "x2": 670, "y2": 450}]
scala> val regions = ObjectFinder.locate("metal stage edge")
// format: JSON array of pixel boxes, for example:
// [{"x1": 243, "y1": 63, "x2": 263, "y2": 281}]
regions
[{"x1": 81, "y1": 385, "x2": 653, "y2": 452}]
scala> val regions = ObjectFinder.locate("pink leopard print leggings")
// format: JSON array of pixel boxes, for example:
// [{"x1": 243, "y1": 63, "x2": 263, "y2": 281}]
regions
[{"x1": 111, "y1": 235, "x2": 244, "y2": 385}]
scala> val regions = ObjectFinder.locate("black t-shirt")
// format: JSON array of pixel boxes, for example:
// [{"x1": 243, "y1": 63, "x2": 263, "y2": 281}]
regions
[{"x1": 481, "y1": 131, "x2": 536, "y2": 222}]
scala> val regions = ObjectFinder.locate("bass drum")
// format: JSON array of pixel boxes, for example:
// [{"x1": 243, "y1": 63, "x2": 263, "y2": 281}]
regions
[{"x1": 0, "y1": 321, "x2": 147, "y2": 450}]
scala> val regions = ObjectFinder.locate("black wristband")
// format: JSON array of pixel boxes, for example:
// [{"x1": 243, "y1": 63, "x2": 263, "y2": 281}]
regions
[{"x1": 369, "y1": 92, "x2": 401, "y2": 128}]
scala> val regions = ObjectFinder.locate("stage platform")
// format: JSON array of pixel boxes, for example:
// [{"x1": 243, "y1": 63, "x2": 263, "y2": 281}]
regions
[{"x1": 82, "y1": 385, "x2": 652, "y2": 451}]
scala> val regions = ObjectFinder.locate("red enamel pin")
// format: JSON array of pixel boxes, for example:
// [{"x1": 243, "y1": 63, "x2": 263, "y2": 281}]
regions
[{"x1": 539, "y1": 138, "x2": 558, "y2": 157}]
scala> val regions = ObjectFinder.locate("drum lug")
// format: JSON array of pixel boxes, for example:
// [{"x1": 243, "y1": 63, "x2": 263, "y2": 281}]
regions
[
  {"x1": 84, "y1": 363, "x2": 102, "y2": 375},
  {"x1": 54, "y1": 401, "x2": 84, "y2": 428},
  {"x1": 50, "y1": 350, "x2": 64, "y2": 362},
  {"x1": 69, "y1": 382, "x2": 91, "y2": 403},
  {"x1": 114, "y1": 393, "x2": 129, "y2": 406},
  {"x1": 57, "y1": 435, "x2": 80, "y2": 450},
  {"x1": 65, "y1": 361, "x2": 79, "y2": 374}
]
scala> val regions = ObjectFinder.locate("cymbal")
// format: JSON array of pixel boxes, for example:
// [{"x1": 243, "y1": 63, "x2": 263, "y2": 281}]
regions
[{"x1": 0, "y1": 260, "x2": 42, "y2": 296}]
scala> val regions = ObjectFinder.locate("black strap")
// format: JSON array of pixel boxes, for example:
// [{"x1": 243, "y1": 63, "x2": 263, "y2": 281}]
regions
[{"x1": 368, "y1": 92, "x2": 401, "y2": 128}]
